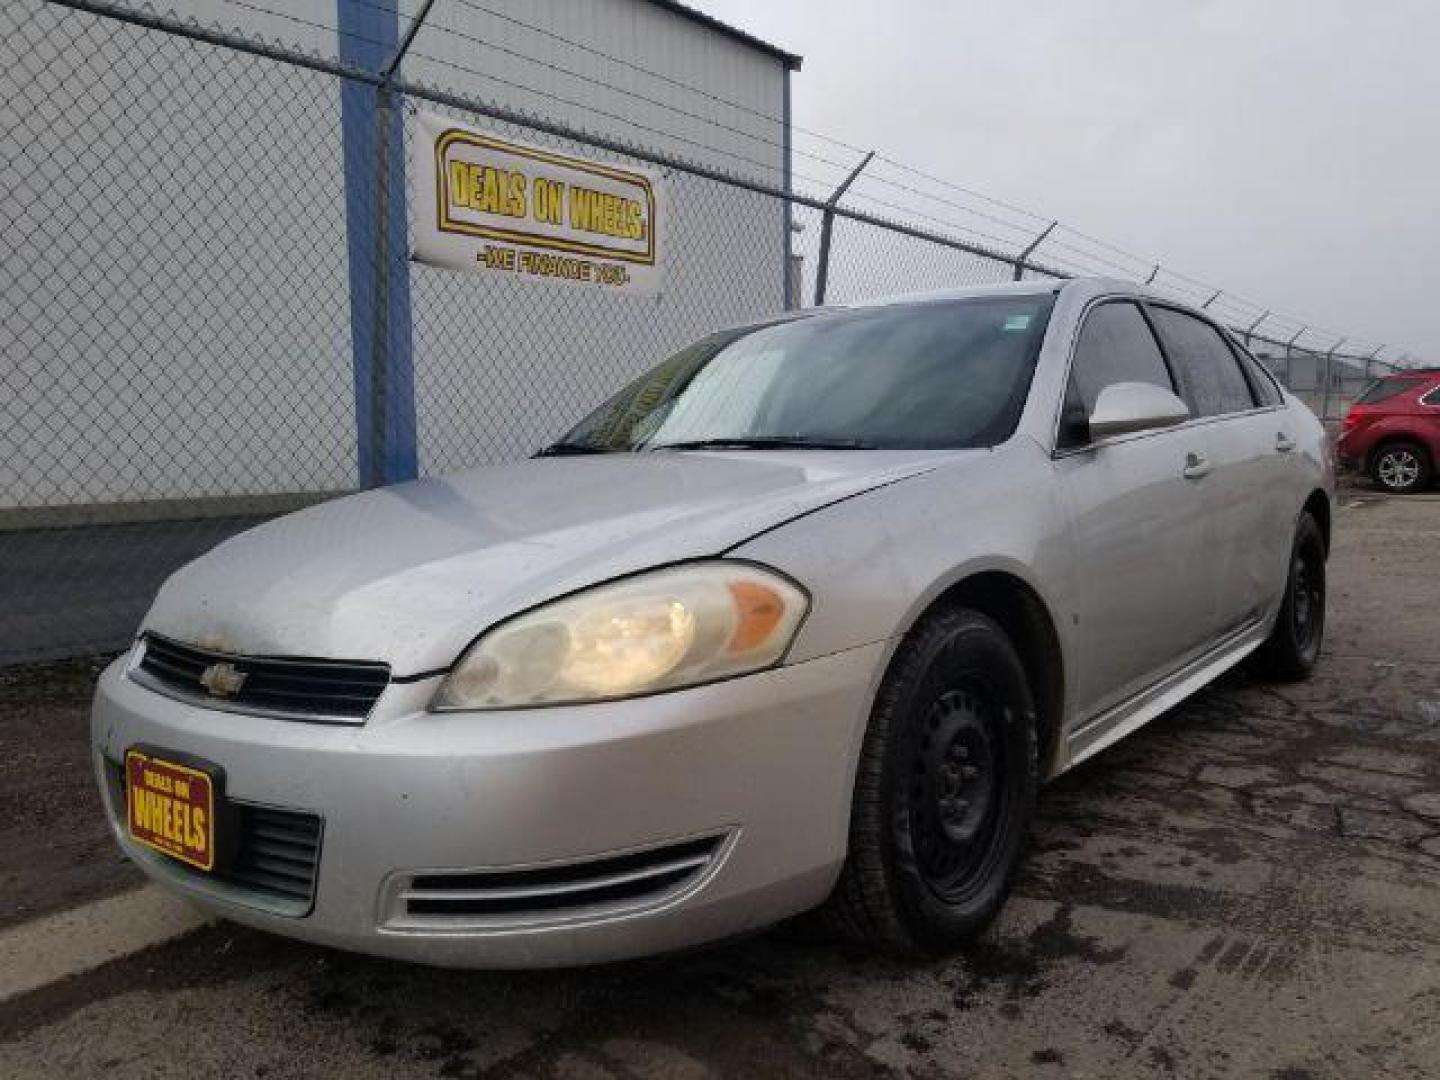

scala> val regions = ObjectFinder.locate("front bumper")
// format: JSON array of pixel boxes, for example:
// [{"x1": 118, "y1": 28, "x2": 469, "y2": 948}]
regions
[{"x1": 91, "y1": 641, "x2": 886, "y2": 968}]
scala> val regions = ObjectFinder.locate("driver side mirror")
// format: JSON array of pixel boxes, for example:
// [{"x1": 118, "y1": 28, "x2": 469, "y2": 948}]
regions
[{"x1": 1087, "y1": 382, "x2": 1191, "y2": 441}]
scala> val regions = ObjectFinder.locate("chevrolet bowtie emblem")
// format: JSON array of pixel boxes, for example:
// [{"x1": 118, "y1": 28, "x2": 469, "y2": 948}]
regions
[{"x1": 199, "y1": 661, "x2": 247, "y2": 698}]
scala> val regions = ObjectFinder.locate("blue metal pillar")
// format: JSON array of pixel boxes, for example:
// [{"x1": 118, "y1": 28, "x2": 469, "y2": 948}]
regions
[
  {"x1": 337, "y1": 0, "x2": 417, "y2": 487},
  {"x1": 781, "y1": 66, "x2": 794, "y2": 310}
]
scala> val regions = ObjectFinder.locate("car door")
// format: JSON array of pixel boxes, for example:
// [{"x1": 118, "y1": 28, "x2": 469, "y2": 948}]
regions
[
  {"x1": 1419, "y1": 382, "x2": 1440, "y2": 468},
  {"x1": 1053, "y1": 299, "x2": 1220, "y2": 725},
  {"x1": 1146, "y1": 306, "x2": 1286, "y2": 637},
  {"x1": 1233, "y1": 341, "x2": 1301, "y2": 613}
]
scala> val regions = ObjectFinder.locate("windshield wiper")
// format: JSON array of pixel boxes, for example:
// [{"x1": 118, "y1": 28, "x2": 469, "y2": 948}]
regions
[
  {"x1": 534, "y1": 442, "x2": 614, "y2": 457},
  {"x1": 646, "y1": 435, "x2": 878, "y2": 452}
]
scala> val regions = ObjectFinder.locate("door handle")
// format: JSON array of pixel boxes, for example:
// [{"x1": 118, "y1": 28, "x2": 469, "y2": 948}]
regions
[
  {"x1": 1275, "y1": 432, "x2": 1296, "y2": 453},
  {"x1": 1182, "y1": 451, "x2": 1212, "y2": 480}
]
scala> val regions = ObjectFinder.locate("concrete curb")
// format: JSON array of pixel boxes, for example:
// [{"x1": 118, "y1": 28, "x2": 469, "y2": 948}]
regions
[{"x1": 0, "y1": 886, "x2": 212, "y2": 1002}]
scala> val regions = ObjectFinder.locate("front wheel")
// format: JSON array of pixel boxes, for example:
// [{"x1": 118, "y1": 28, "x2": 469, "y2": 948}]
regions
[
  {"x1": 823, "y1": 608, "x2": 1037, "y2": 954},
  {"x1": 1254, "y1": 511, "x2": 1326, "y2": 681}
]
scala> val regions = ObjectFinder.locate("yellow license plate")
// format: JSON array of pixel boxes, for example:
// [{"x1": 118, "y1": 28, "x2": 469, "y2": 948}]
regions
[{"x1": 125, "y1": 749, "x2": 216, "y2": 871}]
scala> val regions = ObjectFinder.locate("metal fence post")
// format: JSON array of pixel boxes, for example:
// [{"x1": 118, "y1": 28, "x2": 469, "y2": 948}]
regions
[
  {"x1": 781, "y1": 66, "x2": 794, "y2": 309},
  {"x1": 813, "y1": 151, "x2": 874, "y2": 306},
  {"x1": 369, "y1": 86, "x2": 397, "y2": 485},
  {"x1": 1365, "y1": 345, "x2": 1384, "y2": 381},
  {"x1": 338, "y1": 0, "x2": 423, "y2": 489},
  {"x1": 1284, "y1": 327, "x2": 1306, "y2": 391},
  {"x1": 1012, "y1": 221, "x2": 1056, "y2": 281},
  {"x1": 1321, "y1": 337, "x2": 1345, "y2": 420},
  {"x1": 1243, "y1": 310, "x2": 1269, "y2": 350}
]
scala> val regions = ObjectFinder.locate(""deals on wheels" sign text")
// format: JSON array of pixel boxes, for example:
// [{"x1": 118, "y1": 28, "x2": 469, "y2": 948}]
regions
[{"x1": 413, "y1": 112, "x2": 664, "y2": 297}]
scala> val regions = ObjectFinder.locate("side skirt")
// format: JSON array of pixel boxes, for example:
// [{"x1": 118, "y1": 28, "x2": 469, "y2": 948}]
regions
[{"x1": 1061, "y1": 618, "x2": 1269, "y2": 772}]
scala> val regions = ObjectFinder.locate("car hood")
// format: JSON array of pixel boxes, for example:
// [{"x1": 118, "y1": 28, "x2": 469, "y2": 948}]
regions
[{"x1": 143, "y1": 450, "x2": 948, "y2": 677}]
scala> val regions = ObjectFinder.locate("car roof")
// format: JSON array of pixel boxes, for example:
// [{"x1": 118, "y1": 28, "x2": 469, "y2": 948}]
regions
[
  {"x1": 842, "y1": 277, "x2": 1179, "y2": 310},
  {"x1": 725, "y1": 278, "x2": 1222, "y2": 340}
]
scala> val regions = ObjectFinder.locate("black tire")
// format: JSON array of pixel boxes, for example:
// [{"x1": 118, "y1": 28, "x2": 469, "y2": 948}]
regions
[
  {"x1": 1370, "y1": 441, "x2": 1432, "y2": 494},
  {"x1": 824, "y1": 608, "x2": 1038, "y2": 955},
  {"x1": 1254, "y1": 511, "x2": 1327, "y2": 681}
]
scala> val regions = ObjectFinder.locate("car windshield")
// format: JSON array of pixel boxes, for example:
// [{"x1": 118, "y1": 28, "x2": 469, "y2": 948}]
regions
[{"x1": 545, "y1": 294, "x2": 1056, "y2": 454}]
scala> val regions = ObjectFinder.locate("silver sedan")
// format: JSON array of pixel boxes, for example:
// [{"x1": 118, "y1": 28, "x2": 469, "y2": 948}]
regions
[{"x1": 91, "y1": 278, "x2": 1332, "y2": 967}]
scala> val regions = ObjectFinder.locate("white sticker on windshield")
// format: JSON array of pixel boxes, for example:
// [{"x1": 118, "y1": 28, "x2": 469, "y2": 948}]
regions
[{"x1": 1003, "y1": 314, "x2": 1032, "y2": 331}]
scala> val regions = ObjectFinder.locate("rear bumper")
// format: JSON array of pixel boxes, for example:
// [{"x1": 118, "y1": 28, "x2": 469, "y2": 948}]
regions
[
  {"x1": 91, "y1": 642, "x2": 885, "y2": 968},
  {"x1": 1334, "y1": 439, "x2": 1363, "y2": 471},
  {"x1": 1333, "y1": 429, "x2": 1360, "y2": 470}
]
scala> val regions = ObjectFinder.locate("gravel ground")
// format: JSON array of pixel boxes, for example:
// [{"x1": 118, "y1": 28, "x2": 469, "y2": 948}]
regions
[
  {"x1": 0, "y1": 656, "x2": 137, "y2": 931},
  {"x1": 1, "y1": 490, "x2": 1437, "y2": 1079}
]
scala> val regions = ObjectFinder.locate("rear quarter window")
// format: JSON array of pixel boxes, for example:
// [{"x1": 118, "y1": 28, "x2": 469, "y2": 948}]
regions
[{"x1": 1231, "y1": 342, "x2": 1284, "y2": 407}]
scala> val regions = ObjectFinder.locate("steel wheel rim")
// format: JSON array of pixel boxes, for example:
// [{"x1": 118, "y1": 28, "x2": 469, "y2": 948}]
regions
[
  {"x1": 1379, "y1": 450, "x2": 1420, "y2": 489},
  {"x1": 907, "y1": 688, "x2": 1007, "y2": 902},
  {"x1": 1291, "y1": 549, "x2": 1323, "y2": 654}
]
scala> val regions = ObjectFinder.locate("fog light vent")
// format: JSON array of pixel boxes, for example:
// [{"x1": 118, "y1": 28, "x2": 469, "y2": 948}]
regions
[{"x1": 400, "y1": 835, "x2": 726, "y2": 925}]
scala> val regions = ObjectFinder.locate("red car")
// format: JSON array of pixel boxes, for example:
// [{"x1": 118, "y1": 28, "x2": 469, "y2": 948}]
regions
[{"x1": 1336, "y1": 368, "x2": 1440, "y2": 493}]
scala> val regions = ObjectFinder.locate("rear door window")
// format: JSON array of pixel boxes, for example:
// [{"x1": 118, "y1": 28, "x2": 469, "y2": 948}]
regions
[
  {"x1": 1149, "y1": 307, "x2": 1257, "y2": 417},
  {"x1": 1357, "y1": 376, "x2": 1418, "y2": 405},
  {"x1": 1060, "y1": 301, "x2": 1176, "y2": 447}
]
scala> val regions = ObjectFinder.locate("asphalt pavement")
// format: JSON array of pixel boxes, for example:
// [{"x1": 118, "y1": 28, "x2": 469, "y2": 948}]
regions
[
  {"x1": 0, "y1": 492, "x2": 1437, "y2": 1078},
  {"x1": 0, "y1": 517, "x2": 267, "y2": 664}
]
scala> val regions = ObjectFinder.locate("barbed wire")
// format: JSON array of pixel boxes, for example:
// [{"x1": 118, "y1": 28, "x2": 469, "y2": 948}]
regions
[
  {"x1": 214, "y1": 0, "x2": 850, "y2": 189},
  {"x1": 60, "y1": 0, "x2": 1419, "y2": 363},
  {"x1": 443, "y1": 0, "x2": 864, "y2": 155}
]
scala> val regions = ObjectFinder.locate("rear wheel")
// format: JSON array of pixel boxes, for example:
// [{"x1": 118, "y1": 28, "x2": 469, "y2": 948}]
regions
[
  {"x1": 1371, "y1": 442, "x2": 1432, "y2": 494},
  {"x1": 1254, "y1": 511, "x2": 1326, "y2": 681},
  {"x1": 824, "y1": 608, "x2": 1037, "y2": 954}
]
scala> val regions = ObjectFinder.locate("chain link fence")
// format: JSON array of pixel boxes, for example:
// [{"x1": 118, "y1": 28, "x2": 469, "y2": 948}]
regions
[{"x1": 0, "y1": 0, "x2": 1413, "y2": 664}]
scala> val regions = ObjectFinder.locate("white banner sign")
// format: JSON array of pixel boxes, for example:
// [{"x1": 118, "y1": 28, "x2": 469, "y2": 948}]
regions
[{"x1": 412, "y1": 112, "x2": 664, "y2": 297}]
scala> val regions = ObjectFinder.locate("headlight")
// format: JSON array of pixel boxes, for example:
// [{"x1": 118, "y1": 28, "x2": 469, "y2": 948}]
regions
[{"x1": 432, "y1": 562, "x2": 808, "y2": 710}]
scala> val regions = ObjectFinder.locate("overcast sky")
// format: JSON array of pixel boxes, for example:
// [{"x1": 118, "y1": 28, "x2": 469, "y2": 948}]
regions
[{"x1": 699, "y1": 0, "x2": 1440, "y2": 361}]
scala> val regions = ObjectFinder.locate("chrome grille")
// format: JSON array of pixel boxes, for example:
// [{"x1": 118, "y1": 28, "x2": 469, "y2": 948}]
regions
[
  {"x1": 395, "y1": 836, "x2": 727, "y2": 927},
  {"x1": 133, "y1": 633, "x2": 390, "y2": 723}
]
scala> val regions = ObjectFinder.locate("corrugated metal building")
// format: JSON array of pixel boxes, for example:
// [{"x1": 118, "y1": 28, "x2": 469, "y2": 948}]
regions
[{"x1": 0, "y1": 0, "x2": 800, "y2": 513}]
